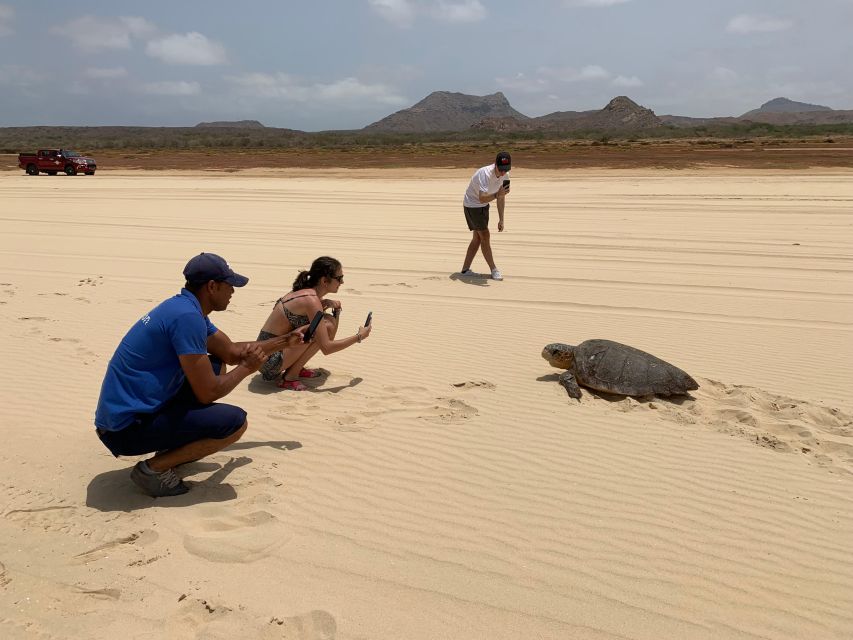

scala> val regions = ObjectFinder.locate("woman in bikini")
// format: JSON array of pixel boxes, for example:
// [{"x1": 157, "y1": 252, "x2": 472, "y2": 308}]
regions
[{"x1": 257, "y1": 256, "x2": 372, "y2": 390}]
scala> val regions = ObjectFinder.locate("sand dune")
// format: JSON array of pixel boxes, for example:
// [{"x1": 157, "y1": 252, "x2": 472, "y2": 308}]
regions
[{"x1": 0, "y1": 168, "x2": 851, "y2": 639}]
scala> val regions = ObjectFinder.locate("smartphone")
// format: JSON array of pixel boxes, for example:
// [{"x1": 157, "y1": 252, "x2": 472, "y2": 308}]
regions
[
  {"x1": 303, "y1": 310, "x2": 325, "y2": 343},
  {"x1": 503, "y1": 179, "x2": 510, "y2": 190},
  {"x1": 365, "y1": 311, "x2": 372, "y2": 327}
]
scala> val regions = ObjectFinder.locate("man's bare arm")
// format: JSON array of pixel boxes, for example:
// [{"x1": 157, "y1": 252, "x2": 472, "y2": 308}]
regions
[
  {"x1": 179, "y1": 350, "x2": 263, "y2": 404},
  {"x1": 207, "y1": 328, "x2": 307, "y2": 365}
]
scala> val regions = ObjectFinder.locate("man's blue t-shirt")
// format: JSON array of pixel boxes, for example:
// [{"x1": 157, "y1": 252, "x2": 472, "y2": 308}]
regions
[{"x1": 95, "y1": 289, "x2": 218, "y2": 431}]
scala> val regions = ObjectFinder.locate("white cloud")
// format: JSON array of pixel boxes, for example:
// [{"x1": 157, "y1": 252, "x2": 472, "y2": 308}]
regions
[
  {"x1": 51, "y1": 16, "x2": 156, "y2": 52},
  {"x1": 499, "y1": 65, "x2": 633, "y2": 94},
  {"x1": 139, "y1": 80, "x2": 201, "y2": 96},
  {"x1": 84, "y1": 67, "x2": 129, "y2": 80},
  {"x1": 564, "y1": 0, "x2": 632, "y2": 7},
  {"x1": 430, "y1": 1, "x2": 486, "y2": 23},
  {"x1": 726, "y1": 14, "x2": 793, "y2": 34},
  {"x1": 0, "y1": 64, "x2": 45, "y2": 87},
  {"x1": 227, "y1": 72, "x2": 408, "y2": 107},
  {"x1": 539, "y1": 64, "x2": 612, "y2": 83},
  {"x1": 369, "y1": 0, "x2": 417, "y2": 27},
  {"x1": 0, "y1": 4, "x2": 14, "y2": 37},
  {"x1": 612, "y1": 75, "x2": 642, "y2": 87},
  {"x1": 146, "y1": 32, "x2": 227, "y2": 66},
  {"x1": 370, "y1": 0, "x2": 486, "y2": 26},
  {"x1": 711, "y1": 66, "x2": 738, "y2": 83},
  {"x1": 495, "y1": 72, "x2": 549, "y2": 94},
  {"x1": 579, "y1": 65, "x2": 610, "y2": 80}
]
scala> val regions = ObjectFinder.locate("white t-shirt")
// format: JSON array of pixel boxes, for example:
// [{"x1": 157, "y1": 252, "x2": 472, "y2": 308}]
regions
[{"x1": 463, "y1": 164, "x2": 508, "y2": 208}]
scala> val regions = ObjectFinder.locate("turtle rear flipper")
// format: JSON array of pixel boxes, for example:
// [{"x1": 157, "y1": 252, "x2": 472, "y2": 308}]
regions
[{"x1": 558, "y1": 371, "x2": 582, "y2": 399}]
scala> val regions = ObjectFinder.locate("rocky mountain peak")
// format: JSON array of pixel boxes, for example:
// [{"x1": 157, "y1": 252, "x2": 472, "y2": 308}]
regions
[{"x1": 755, "y1": 97, "x2": 832, "y2": 113}]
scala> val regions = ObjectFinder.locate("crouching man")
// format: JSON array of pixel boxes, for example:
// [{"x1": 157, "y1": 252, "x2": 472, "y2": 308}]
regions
[{"x1": 94, "y1": 253, "x2": 305, "y2": 497}]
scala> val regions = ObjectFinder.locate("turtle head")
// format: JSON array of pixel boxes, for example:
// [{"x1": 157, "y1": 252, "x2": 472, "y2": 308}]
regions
[{"x1": 542, "y1": 343, "x2": 575, "y2": 369}]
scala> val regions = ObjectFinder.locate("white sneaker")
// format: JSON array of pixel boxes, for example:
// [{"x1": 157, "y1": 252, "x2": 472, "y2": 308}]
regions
[
  {"x1": 490, "y1": 268, "x2": 503, "y2": 281},
  {"x1": 459, "y1": 268, "x2": 473, "y2": 276}
]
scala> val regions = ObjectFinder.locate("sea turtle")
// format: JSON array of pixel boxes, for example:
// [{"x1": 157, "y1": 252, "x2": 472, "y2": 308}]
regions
[{"x1": 542, "y1": 339, "x2": 699, "y2": 400}]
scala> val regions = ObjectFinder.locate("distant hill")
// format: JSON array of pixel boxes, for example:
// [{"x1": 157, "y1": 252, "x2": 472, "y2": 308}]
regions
[
  {"x1": 364, "y1": 91, "x2": 529, "y2": 133},
  {"x1": 739, "y1": 110, "x2": 853, "y2": 125},
  {"x1": 659, "y1": 98, "x2": 852, "y2": 128},
  {"x1": 472, "y1": 96, "x2": 662, "y2": 133},
  {"x1": 658, "y1": 115, "x2": 743, "y2": 127},
  {"x1": 743, "y1": 98, "x2": 832, "y2": 116},
  {"x1": 369, "y1": 93, "x2": 853, "y2": 133},
  {"x1": 195, "y1": 120, "x2": 266, "y2": 129},
  {"x1": 736, "y1": 98, "x2": 853, "y2": 125},
  {"x1": 545, "y1": 96, "x2": 661, "y2": 130},
  {"x1": 2, "y1": 95, "x2": 852, "y2": 153}
]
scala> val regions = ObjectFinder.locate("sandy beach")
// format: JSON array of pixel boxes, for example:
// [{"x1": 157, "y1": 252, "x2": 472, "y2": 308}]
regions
[{"x1": 1, "y1": 167, "x2": 851, "y2": 639}]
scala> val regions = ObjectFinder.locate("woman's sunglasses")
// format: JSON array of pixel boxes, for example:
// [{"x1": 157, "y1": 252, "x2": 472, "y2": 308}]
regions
[{"x1": 329, "y1": 274, "x2": 344, "y2": 283}]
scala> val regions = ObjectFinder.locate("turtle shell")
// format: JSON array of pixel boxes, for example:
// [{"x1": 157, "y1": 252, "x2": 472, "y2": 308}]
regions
[{"x1": 573, "y1": 339, "x2": 698, "y2": 396}]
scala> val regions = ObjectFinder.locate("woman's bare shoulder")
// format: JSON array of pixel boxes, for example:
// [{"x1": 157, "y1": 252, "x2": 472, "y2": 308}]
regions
[{"x1": 281, "y1": 289, "x2": 319, "y2": 305}]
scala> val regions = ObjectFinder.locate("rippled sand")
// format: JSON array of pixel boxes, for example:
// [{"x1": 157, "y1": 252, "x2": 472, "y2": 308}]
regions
[{"x1": 0, "y1": 168, "x2": 851, "y2": 639}]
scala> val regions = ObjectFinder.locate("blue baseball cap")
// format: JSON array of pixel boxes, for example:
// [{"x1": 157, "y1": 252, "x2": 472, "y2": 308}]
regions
[{"x1": 182, "y1": 253, "x2": 249, "y2": 287}]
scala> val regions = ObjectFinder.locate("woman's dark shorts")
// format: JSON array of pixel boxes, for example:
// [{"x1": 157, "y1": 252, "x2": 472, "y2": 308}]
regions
[
  {"x1": 464, "y1": 204, "x2": 489, "y2": 231},
  {"x1": 97, "y1": 356, "x2": 247, "y2": 457}
]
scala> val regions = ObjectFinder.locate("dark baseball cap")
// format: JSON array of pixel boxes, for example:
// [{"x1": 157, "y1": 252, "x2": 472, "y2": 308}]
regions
[
  {"x1": 182, "y1": 252, "x2": 249, "y2": 287},
  {"x1": 495, "y1": 151, "x2": 511, "y2": 172}
]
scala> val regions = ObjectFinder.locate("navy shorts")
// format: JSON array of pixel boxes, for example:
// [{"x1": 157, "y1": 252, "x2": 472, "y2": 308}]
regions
[{"x1": 97, "y1": 357, "x2": 247, "y2": 457}]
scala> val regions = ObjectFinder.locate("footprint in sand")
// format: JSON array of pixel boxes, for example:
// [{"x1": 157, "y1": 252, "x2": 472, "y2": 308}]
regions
[
  {"x1": 1, "y1": 283, "x2": 16, "y2": 302},
  {"x1": 421, "y1": 397, "x2": 479, "y2": 424},
  {"x1": 371, "y1": 281, "x2": 415, "y2": 288},
  {"x1": 164, "y1": 598, "x2": 336, "y2": 640},
  {"x1": 270, "y1": 383, "x2": 480, "y2": 431},
  {"x1": 452, "y1": 380, "x2": 496, "y2": 390},
  {"x1": 74, "y1": 529, "x2": 158, "y2": 564},
  {"x1": 75, "y1": 586, "x2": 122, "y2": 600},
  {"x1": 77, "y1": 276, "x2": 104, "y2": 287},
  {"x1": 269, "y1": 609, "x2": 337, "y2": 639},
  {"x1": 3, "y1": 503, "x2": 77, "y2": 535},
  {"x1": 614, "y1": 378, "x2": 853, "y2": 473},
  {"x1": 183, "y1": 508, "x2": 290, "y2": 563}
]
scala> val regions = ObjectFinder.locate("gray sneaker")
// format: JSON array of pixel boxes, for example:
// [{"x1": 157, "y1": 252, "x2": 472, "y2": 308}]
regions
[{"x1": 130, "y1": 461, "x2": 189, "y2": 497}]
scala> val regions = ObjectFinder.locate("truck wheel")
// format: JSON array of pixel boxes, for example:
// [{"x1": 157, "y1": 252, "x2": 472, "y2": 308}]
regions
[
  {"x1": 26, "y1": 164, "x2": 38, "y2": 176},
  {"x1": 47, "y1": 171, "x2": 57, "y2": 176},
  {"x1": 64, "y1": 165, "x2": 77, "y2": 176}
]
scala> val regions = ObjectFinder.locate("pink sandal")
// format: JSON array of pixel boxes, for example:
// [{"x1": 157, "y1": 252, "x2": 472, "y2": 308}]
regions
[
  {"x1": 277, "y1": 379, "x2": 308, "y2": 391},
  {"x1": 298, "y1": 367, "x2": 323, "y2": 379}
]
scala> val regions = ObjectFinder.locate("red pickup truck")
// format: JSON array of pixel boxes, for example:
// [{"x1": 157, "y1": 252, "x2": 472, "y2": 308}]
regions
[{"x1": 18, "y1": 149, "x2": 97, "y2": 176}]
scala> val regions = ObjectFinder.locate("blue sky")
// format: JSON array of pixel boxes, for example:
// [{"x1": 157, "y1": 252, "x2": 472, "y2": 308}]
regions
[{"x1": 0, "y1": 0, "x2": 850, "y2": 130}]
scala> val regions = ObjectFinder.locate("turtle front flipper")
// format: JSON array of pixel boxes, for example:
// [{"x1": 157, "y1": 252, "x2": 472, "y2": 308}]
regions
[{"x1": 558, "y1": 371, "x2": 582, "y2": 399}]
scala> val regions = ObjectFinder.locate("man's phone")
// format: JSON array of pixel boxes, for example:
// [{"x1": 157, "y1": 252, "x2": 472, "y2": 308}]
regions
[
  {"x1": 503, "y1": 179, "x2": 510, "y2": 190},
  {"x1": 365, "y1": 311, "x2": 372, "y2": 327},
  {"x1": 303, "y1": 310, "x2": 325, "y2": 343}
]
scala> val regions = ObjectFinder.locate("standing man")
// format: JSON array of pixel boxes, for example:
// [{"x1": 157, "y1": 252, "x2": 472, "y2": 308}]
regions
[
  {"x1": 459, "y1": 151, "x2": 511, "y2": 280},
  {"x1": 94, "y1": 253, "x2": 306, "y2": 498}
]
